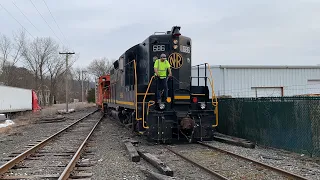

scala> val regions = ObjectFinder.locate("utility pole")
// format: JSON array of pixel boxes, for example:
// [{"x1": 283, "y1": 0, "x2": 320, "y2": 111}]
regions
[
  {"x1": 59, "y1": 52, "x2": 75, "y2": 112},
  {"x1": 81, "y1": 70, "x2": 87, "y2": 102}
]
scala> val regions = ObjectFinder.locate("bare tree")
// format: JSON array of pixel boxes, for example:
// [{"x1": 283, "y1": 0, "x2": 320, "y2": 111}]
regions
[
  {"x1": 0, "y1": 30, "x2": 25, "y2": 85},
  {"x1": 72, "y1": 67, "x2": 88, "y2": 86},
  {"x1": 70, "y1": 67, "x2": 88, "y2": 101},
  {"x1": 87, "y1": 57, "x2": 113, "y2": 78},
  {"x1": 47, "y1": 54, "x2": 65, "y2": 105},
  {"x1": 21, "y1": 37, "x2": 58, "y2": 105}
]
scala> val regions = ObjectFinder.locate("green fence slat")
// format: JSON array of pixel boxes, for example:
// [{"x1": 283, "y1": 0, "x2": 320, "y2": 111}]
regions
[{"x1": 217, "y1": 97, "x2": 320, "y2": 157}]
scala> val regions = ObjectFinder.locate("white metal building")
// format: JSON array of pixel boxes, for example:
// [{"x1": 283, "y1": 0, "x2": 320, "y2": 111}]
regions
[{"x1": 191, "y1": 65, "x2": 320, "y2": 98}]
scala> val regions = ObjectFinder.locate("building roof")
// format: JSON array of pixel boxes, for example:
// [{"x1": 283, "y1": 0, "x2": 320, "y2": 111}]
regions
[{"x1": 193, "y1": 65, "x2": 320, "y2": 69}]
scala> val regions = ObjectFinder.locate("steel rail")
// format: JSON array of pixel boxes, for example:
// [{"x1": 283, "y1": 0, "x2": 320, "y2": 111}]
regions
[
  {"x1": 58, "y1": 115, "x2": 103, "y2": 180},
  {"x1": 0, "y1": 110, "x2": 98, "y2": 175},
  {"x1": 165, "y1": 146, "x2": 229, "y2": 180},
  {"x1": 197, "y1": 141, "x2": 310, "y2": 180}
]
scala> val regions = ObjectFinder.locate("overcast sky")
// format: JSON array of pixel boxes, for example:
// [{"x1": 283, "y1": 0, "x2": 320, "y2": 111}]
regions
[{"x1": 1, "y1": 0, "x2": 320, "y2": 68}]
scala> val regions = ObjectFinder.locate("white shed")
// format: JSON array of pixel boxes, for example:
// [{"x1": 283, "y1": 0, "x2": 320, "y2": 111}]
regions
[{"x1": 191, "y1": 65, "x2": 320, "y2": 98}]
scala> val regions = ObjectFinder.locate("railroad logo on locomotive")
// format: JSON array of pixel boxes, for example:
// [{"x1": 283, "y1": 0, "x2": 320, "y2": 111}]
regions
[{"x1": 168, "y1": 53, "x2": 183, "y2": 69}]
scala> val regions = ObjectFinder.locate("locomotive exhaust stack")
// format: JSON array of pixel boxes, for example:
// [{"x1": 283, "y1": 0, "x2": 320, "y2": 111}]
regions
[{"x1": 170, "y1": 26, "x2": 181, "y2": 36}]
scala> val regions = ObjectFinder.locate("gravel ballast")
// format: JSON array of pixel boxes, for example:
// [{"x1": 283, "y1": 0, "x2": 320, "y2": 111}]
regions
[
  {"x1": 2, "y1": 112, "x2": 102, "y2": 178},
  {"x1": 89, "y1": 117, "x2": 220, "y2": 179},
  {"x1": 205, "y1": 141, "x2": 320, "y2": 180},
  {"x1": 138, "y1": 144, "x2": 217, "y2": 180},
  {"x1": 2, "y1": 105, "x2": 319, "y2": 179},
  {"x1": 89, "y1": 118, "x2": 146, "y2": 180},
  {"x1": 168, "y1": 144, "x2": 289, "y2": 179},
  {"x1": 0, "y1": 106, "x2": 96, "y2": 164}
]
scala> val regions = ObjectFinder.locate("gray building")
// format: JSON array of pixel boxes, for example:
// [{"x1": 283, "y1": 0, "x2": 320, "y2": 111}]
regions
[{"x1": 191, "y1": 65, "x2": 320, "y2": 98}]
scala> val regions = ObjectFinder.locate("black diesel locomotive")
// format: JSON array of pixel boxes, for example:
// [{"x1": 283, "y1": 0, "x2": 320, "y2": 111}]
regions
[{"x1": 104, "y1": 26, "x2": 218, "y2": 143}]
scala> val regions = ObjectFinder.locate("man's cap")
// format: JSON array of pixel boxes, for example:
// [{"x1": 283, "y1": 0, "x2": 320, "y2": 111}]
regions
[{"x1": 160, "y1": 54, "x2": 166, "y2": 58}]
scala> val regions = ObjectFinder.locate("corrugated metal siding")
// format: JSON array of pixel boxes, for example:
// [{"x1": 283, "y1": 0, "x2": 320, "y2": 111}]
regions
[{"x1": 191, "y1": 66, "x2": 320, "y2": 98}]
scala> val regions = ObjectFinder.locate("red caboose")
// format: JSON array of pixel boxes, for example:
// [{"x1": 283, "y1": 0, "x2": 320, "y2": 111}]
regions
[{"x1": 95, "y1": 75, "x2": 110, "y2": 109}]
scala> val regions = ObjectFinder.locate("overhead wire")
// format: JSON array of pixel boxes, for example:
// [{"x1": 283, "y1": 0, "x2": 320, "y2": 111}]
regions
[
  {"x1": 42, "y1": 0, "x2": 71, "y2": 48},
  {"x1": 12, "y1": 0, "x2": 39, "y2": 32},
  {"x1": 0, "y1": 3, "x2": 35, "y2": 39},
  {"x1": 29, "y1": 0, "x2": 64, "y2": 46}
]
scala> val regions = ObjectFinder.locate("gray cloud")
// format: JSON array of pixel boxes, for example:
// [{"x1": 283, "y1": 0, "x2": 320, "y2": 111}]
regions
[{"x1": 1, "y1": 0, "x2": 320, "y2": 67}]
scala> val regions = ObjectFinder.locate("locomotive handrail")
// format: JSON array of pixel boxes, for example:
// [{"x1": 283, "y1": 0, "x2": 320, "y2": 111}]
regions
[
  {"x1": 205, "y1": 63, "x2": 218, "y2": 106},
  {"x1": 205, "y1": 63, "x2": 218, "y2": 128},
  {"x1": 147, "y1": 100, "x2": 155, "y2": 115},
  {"x1": 193, "y1": 63, "x2": 218, "y2": 128},
  {"x1": 119, "y1": 59, "x2": 140, "y2": 122},
  {"x1": 133, "y1": 60, "x2": 139, "y2": 121},
  {"x1": 191, "y1": 63, "x2": 207, "y2": 67},
  {"x1": 141, "y1": 75, "x2": 155, "y2": 129}
]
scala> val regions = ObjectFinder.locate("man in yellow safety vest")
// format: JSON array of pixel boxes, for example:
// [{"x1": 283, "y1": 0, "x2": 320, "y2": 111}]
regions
[{"x1": 154, "y1": 53, "x2": 172, "y2": 103}]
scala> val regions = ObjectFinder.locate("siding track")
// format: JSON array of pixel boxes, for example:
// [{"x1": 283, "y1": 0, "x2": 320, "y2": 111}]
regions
[
  {"x1": 197, "y1": 142, "x2": 309, "y2": 180},
  {"x1": 165, "y1": 142, "x2": 310, "y2": 180}
]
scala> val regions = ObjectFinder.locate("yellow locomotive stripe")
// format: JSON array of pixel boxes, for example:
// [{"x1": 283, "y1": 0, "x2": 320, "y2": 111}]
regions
[
  {"x1": 116, "y1": 100, "x2": 134, "y2": 106},
  {"x1": 107, "y1": 96, "x2": 191, "y2": 104},
  {"x1": 108, "y1": 99, "x2": 135, "y2": 106},
  {"x1": 174, "y1": 95, "x2": 190, "y2": 100}
]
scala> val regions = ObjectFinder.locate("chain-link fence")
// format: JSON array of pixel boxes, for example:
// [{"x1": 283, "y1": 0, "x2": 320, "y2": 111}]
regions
[{"x1": 217, "y1": 97, "x2": 320, "y2": 157}]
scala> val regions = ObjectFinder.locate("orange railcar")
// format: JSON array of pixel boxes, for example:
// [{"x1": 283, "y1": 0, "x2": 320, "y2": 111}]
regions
[{"x1": 95, "y1": 75, "x2": 110, "y2": 108}]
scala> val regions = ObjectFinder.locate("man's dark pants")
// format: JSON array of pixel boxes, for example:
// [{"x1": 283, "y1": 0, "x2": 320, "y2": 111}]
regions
[{"x1": 156, "y1": 77, "x2": 168, "y2": 102}]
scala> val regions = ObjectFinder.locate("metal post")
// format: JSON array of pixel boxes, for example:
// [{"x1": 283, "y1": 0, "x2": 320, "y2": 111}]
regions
[
  {"x1": 81, "y1": 70, "x2": 87, "y2": 102},
  {"x1": 205, "y1": 64, "x2": 207, "y2": 103},
  {"x1": 59, "y1": 52, "x2": 75, "y2": 112},
  {"x1": 197, "y1": 65, "x2": 200, "y2": 86},
  {"x1": 81, "y1": 70, "x2": 84, "y2": 102},
  {"x1": 204, "y1": 63, "x2": 207, "y2": 87},
  {"x1": 66, "y1": 55, "x2": 68, "y2": 112}
]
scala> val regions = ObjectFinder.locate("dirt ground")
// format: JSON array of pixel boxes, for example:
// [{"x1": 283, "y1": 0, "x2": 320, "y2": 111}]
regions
[{"x1": 0, "y1": 102, "x2": 96, "y2": 134}]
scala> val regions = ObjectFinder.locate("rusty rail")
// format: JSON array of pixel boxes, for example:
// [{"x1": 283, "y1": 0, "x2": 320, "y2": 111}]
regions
[
  {"x1": 0, "y1": 110, "x2": 98, "y2": 175},
  {"x1": 197, "y1": 142, "x2": 310, "y2": 180},
  {"x1": 165, "y1": 146, "x2": 228, "y2": 180}
]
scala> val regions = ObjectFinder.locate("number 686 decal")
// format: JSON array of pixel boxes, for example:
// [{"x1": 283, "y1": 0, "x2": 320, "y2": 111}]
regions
[{"x1": 153, "y1": 45, "x2": 165, "y2": 52}]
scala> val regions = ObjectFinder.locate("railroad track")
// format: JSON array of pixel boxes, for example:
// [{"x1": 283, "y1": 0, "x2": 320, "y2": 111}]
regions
[
  {"x1": 197, "y1": 142, "x2": 309, "y2": 180},
  {"x1": 0, "y1": 110, "x2": 103, "y2": 180},
  {"x1": 166, "y1": 142, "x2": 310, "y2": 180},
  {"x1": 165, "y1": 146, "x2": 228, "y2": 180}
]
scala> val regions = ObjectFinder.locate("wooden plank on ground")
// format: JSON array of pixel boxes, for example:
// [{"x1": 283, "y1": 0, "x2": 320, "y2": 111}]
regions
[
  {"x1": 139, "y1": 166, "x2": 179, "y2": 180},
  {"x1": 138, "y1": 151, "x2": 173, "y2": 176},
  {"x1": 122, "y1": 139, "x2": 139, "y2": 145},
  {"x1": 70, "y1": 172, "x2": 93, "y2": 179},
  {"x1": 213, "y1": 135, "x2": 255, "y2": 148},
  {"x1": 124, "y1": 142, "x2": 140, "y2": 162}
]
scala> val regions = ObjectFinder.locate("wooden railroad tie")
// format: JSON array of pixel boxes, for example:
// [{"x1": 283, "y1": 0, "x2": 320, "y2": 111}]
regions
[
  {"x1": 137, "y1": 151, "x2": 173, "y2": 177},
  {"x1": 139, "y1": 165, "x2": 180, "y2": 180},
  {"x1": 123, "y1": 142, "x2": 140, "y2": 162}
]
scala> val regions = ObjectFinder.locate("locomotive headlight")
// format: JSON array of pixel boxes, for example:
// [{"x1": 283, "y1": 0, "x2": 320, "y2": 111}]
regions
[
  {"x1": 173, "y1": 39, "x2": 178, "y2": 44},
  {"x1": 159, "y1": 103, "x2": 166, "y2": 110},
  {"x1": 200, "y1": 102, "x2": 206, "y2": 109},
  {"x1": 173, "y1": 45, "x2": 178, "y2": 49}
]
